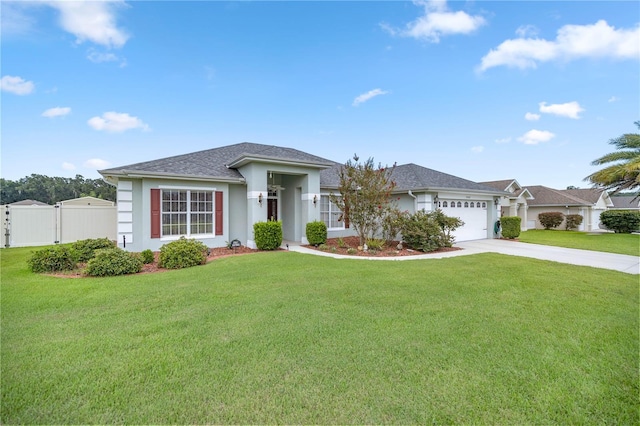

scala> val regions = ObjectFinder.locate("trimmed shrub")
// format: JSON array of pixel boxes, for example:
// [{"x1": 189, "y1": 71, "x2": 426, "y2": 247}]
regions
[
  {"x1": 28, "y1": 246, "x2": 77, "y2": 273},
  {"x1": 254, "y1": 220, "x2": 283, "y2": 250},
  {"x1": 85, "y1": 247, "x2": 143, "y2": 276},
  {"x1": 600, "y1": 210, "x2": 640, "y2": 233},
  {"x1": 159, "y1": 237, "x2": 208, "y2": 269},
  {"x1": 140, "y1": 249, "x2": 155, "y2": 264},
  {"x1": 72, "y1": 238, "x2": 115, "y2": 262},
  {"x1": 500, "y1": 216, "x2": 521, "y2": 239},
  {"x1": 565, "y1": 214, "x2": 584, "y2": 231},
  {"x1": 538, "y1": 212, "x2": 565, "y2": 230},
  {"x1": 306, "y1": 221, "x2": 327, "y2": 246}
]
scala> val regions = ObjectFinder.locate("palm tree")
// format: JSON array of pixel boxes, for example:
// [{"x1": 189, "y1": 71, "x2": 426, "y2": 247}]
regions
[{"x1": 585, "y1": 121, "x2": 640, "y2": 197}]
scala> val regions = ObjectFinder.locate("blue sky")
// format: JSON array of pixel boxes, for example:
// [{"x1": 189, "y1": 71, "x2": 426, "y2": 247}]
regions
[{"x1": 2, "y1": 0, "x2": 638, "y2": 189}]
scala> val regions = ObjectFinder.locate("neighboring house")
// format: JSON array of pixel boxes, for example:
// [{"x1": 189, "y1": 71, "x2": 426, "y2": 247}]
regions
[
  {"x1": 8, "y1": 199, "x2": 49, "y2": 206},
  {"x1": 480, "y1": 179, "x2": 534, "y2": 231},
  {"x1": 59, "y1": 196, "x2": 115, "y2": 206},
  {"x1": 99, "y1": 142, "x2": 506, "y2": 251},
  {"x1": 609, "y1": 194, "x2": 640, "y2": 210},
  {"x1": 525, "y1": 186, "x2": 613, "y2": 231}
]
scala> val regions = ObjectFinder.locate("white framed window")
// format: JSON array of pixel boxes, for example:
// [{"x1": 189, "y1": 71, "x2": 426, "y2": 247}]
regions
[
  {"x1": 162, "y1": 189, "x2": 213, "y2": 237},
  {"x1": 320, "y1": 195, "x2": 344, "y2": 229}
]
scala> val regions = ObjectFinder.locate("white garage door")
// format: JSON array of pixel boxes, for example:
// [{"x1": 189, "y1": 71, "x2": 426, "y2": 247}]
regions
[{"x1": 440, "y1": 200, "x2": 488, "y2": 241}]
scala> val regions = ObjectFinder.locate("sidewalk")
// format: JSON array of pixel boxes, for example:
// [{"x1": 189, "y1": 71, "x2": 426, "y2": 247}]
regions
[{"x1": 285, "y1": 239, "x2": 639, "y2": 275}]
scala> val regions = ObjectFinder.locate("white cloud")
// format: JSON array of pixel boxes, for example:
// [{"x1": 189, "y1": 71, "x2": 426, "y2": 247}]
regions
[
  {"x1": 608, "y1": 96, "x2": 620, "y2": 103},
  {"x1": 518, "y1": 129, "x2": 555, "y2": 145},
  {"x1": 62, "y1": 162, "x2": 76, "y2": 171},
  {"x1": 471, "y1": 145, "x2": 484, "y2": 153},
  {"x1": 87, "y1": 49, "x2": 127, "y2": 67},
  {"x1": 352, "y1": 88, "x2": 389, "y2": 107},
  {"x1": 1, "y1": 75, "x2": 35, "y2": 95},
  {"x1": 525, "y1": 112, "x2": 540, "y2": 121},
  {"x1": 494, "y1": 137, "x2": 511, "y2": 144},
  {"x1": 1, "y1": 2, "x2": 36, "y2": 36},
  {"x1": 478, "y1": 20, "x2": 640, "y2": 72},
  {"x1": 88, "y1": 112, "x2": 149, "y2": 133},
  {"x1": 539, "y1": 101, "x2": 584, "y2": 119},
  {"x1": 515, "y1": 24, "x2": 539, "y2": 38},
  {"x1": 42, "y1": 107, "x2": 71, "y2": 118},
  {"x1": 382, "y1": 0, "x2": 485, "y2": 43},
  {"x1": 84, "y1": 158, "x2": 111, "y2": 169},
  {"x1": 45, "y1": 0, "x2": 129, "y2": 48}
]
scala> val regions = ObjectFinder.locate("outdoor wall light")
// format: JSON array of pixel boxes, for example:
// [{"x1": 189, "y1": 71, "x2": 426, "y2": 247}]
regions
[
  {"x1": 313, "y1": 195, "x2": 318, "y2": 207},
  {"x1": 258, "y1": 193, "x2": 263, "y2": 206}
]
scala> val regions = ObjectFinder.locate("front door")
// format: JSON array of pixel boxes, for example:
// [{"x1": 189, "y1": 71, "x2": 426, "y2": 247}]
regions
[{"x1": 268, "y1": 198, "x2": 278, "y2": 221}]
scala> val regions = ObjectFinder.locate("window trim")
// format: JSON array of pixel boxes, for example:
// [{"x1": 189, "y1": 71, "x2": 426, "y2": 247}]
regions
[
  {"x1": 160, "y1": 188, "x2": 216, "y2": 240},
  {"x1": 320, "y1": 194, "x2": 345, "y2": 230}
]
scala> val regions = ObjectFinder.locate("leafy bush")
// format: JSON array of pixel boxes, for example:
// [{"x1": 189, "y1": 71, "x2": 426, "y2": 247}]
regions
[
  {"x1": 400, "y1": 210, "x2": 459, "y2": 252},
  {"x1": 28, "y1": 246, "x2": 77, "y2": 273},
  {"x1": 538, "y1": 212, "x2": 565, "y2": 230},
  {"x1": 382, "y1": 208, "x2": 408, "y2": 244},
  {"x1": 565, "y1": 214, "x2": 584, "y2": 231},
  {"x1": 346, "y1": 248, "x2": 357, "y2": 255},
  {"x1": 140, "y1": 249, "x2": 155, "y2": 264},
  {"x1": 432, "y1": 209, "x2": 464, "y2": 247},
  {"x1": 159, "y1": 237, "x2": 208, "y2": 269},
  {"x1": 85, "y1": 247, "x2": 143, "y2": 276},
  {"x1": 600, "y1": 210, "x2": 640, "y2": 233},
  {"x1": 500, "y1": 216, "x2": 521, "y2": 239},
  {"x1": 318, "y1": 243, "x2": 329, "y2": 251},
  {"x1": 306, "y1": 221, "x2": 327, "y2": 246},
  {"x1": 254, "y1": 221, "x2": 283, "y2": 250},
  {"x1": 337, "y1": 237, "x2": 347, "y2": 248},
  {"x1": 71, "y1": 238, "x2": 115, "y2": 262}
]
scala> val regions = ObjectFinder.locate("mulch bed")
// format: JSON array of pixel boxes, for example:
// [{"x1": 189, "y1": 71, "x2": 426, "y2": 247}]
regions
[
  {"x1": 48, "y1": 245, "x2": 258, "y2": 278},
  {"x1": 47, "y1": 238, "x2": 462, "y2": 278},
  {"x1": 303, "y1": 236, "x2": 461, "y2": 257}
]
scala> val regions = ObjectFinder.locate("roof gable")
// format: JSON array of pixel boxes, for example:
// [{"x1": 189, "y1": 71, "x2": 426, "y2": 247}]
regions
[{"x1": 100, "y1": 142, "x2": 334, "y2": 181}]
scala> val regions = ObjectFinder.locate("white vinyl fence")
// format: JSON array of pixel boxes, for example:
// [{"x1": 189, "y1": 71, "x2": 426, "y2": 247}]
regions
[{"x1": 3, "y1": 204, "x2": 117, "y2": 248}]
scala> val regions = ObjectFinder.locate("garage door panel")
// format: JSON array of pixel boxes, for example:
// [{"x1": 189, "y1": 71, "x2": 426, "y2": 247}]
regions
[{"x1": 440, "y1": 200, "x2": 488, "y2": 242}]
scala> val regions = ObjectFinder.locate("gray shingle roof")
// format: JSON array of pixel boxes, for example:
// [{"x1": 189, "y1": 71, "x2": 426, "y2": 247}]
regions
[
  {"x1": 525, "y1": 186, "x2": 600, "y2": 206},
  {"x1": 100, "y1": 142, "x2": 335, "y2": 181},
  {"x1": 321, "y1": 162, "x2": 505, "y2": 194},
  {"x1": 101, "y1": 142, "x2": 505, "y2": 194},
  {"x1": 610, "y1": 194, "x2": 640, "y2": 209},
  {"x1": 480, "y1": 180, "x2": 516, "y2": 191}
]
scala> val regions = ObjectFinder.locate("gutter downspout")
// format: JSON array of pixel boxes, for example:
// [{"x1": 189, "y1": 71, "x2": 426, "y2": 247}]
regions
[{"x1": 408, "y1": 190, "x2": 417, "y2": 211}]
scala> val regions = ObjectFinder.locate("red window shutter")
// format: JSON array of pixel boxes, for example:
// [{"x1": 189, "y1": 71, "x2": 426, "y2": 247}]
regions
[
  {"x1": 151, "y1": 189, "x2": 161, "y2": 238},
  {"x1": 215, "y1": 191, "x2": 223, "y2": 235}
]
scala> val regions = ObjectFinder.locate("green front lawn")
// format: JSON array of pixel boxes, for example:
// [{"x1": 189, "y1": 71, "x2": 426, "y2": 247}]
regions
[
  {"x1": 518, "y1": 229, "x2": 640, "y2": 256},
  {"x1": 2, "y1": 248, "x2": 638, "y2": 424}
]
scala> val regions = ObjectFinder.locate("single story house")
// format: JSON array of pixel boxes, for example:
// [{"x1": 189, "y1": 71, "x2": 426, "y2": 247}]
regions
[
  {"x1": 481, "y1": 179, "x2": 534, "y2": 231},
  {"x1": 99, "y1": 142, "x2": 507, "y2": 251},
  {"x1": 482, "y1": 179, "x2": 613, "y2": 231}
]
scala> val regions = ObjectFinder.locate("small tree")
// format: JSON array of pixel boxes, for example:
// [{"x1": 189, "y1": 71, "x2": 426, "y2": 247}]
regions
[
  {"x1": 538, "y1": 212, "x2": 565, "y2": 230},
  {"x1": 330, "y1": 155, "x2": 397, "y2": 245}
]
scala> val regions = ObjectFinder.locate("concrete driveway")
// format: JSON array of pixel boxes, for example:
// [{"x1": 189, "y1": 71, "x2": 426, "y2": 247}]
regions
[
  {"x1": 287, "y1": 239, "x2": 639, "y2": 274},
  {"x1": 456, "y1": 239, "x2": 639, "y2": 275}
]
